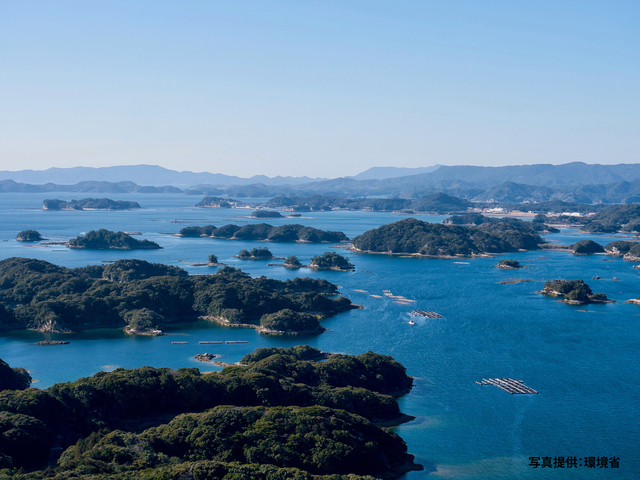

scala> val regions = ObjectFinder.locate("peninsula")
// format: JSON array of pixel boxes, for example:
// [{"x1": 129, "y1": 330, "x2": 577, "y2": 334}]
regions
[
  {"x1": 0, "y1": 346, "x2": 421, "y2": 478},
  {"x1": 43, "y1": 198, "x2": 141, "y2": 210}
]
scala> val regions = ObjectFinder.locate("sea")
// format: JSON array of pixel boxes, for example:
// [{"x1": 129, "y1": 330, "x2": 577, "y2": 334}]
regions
[{"x1": 0, "y1": 192, "x2": 638, "y2": 480}]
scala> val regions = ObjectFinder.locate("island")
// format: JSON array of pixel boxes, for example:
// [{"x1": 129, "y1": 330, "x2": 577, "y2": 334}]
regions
[
  {"x1": 0, "y1": 258, "x2": 355, "y2": 334},
  {"x1": 538, "y1": 279, "x2": 612, "y2": 304},
  {"x1": 259, "y1": 308, "x2": 325, "y2": 334},
  {"x1": 67, "y1": 229, "x2": 162, "y2": 250},
  {"x1": 0, "y1": 346, "x2": 421, "y2": 478},
  {"x1": 189, "y1": 253, "x2": 226, "y2": 267},
  {"x1": 177, "y1": 223, "x2": 348, "y2": 243},
  {"x1": 195, "y1": 196, "x2": 249, "y2": 208},
  {"x1": 43, "y1": 198, "x2": 141, "y2": 211},
  {"x1": 310, "y1": 252, "x2": 355, "y2": 271},
  {"x1": 351, "y1": 218, "x2": 545, "y2": 257},
  {"x1": 496, "y1": 259, "x2": 522, "y2": 269},
  {"x1": 16, "y1": 230, "x2": 42, "y2": 241},
  {"x1": 235, "y1": 247, "x2": 281, "y2": 260},
  {"x1": 251, "y1": 210, "x2": 283, "y2": 218},
  {"x1": 194, "y1": 352, "x2": 218, "y2": 362},
  {"x1": 284, "y1": 255, "x2": 303, "y2": 268},
  {"x1": 572, "y1": 239, "x2": 605, "y2": 254}
]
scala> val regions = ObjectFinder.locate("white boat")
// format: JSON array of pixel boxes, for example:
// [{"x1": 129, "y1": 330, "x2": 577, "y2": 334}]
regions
[{"x1": 408, "y1": 320, "x2": 415, "y2": 325}]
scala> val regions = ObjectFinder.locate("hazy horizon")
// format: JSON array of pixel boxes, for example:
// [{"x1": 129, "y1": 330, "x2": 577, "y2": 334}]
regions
[{"x1": 1, "y1": 2, "x2": 638, "y2": 177}]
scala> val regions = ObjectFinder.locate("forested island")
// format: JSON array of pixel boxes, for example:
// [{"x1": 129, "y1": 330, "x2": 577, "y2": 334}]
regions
[
  {"x1": 264, "y1": 192, "x2": 471, "y2": 213},
  {"x1": 16, "y1": 230, "x2": 42, "y2": 241},
  {"x1": 178, "y1": 223, "x2": 348, "y2": 243},
  {"x1": 538, "y1": 279, "x2": 611, "y2": 304},
  {"x1": 43, "y1": 198, "x2": 141, "y2": 211},
  {"x1": 68, "y1": 229, "x2": 162, "y2": 250},
  {"x1": 351, "y1": 218, "x2": 545, "y2": 257},
  {"x1": 310, "y1": 252, "x2": 355, "y2": 271},
  {"x1": 195, "y1": 196, "x2": 249, "y2": 208},
  {"x1": 0, "y1": 258, "x2": 354, "y2": 334},
  {"x1": 251, "y1": 210, "x2": 283, "y2": 218},
  {"x1": 0, "y1": 346, "x2": 421, "y2": 478},
  {"x1": 235, "y1": 247, "x2": 279, "y2": 260},
  {"x1": 572, "y1": 239, "x2": 605, "y2": 254}
]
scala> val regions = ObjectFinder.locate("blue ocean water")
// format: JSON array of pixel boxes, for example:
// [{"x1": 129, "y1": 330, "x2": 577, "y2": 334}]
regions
[{"x1": 0, "y1": 193, "x2": 638, "y2": 479}]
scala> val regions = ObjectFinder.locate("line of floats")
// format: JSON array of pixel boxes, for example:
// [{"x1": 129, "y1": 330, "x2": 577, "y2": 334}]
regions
[
  {"x1": 353, "y1": 288, "x2": 445, "y2": 323},
  {"x1": 476, "y1": 378, "x2": 539, "y2": 395},
  {"x1": 171, "y1": 340, "x2": 249, "y2": 345}
]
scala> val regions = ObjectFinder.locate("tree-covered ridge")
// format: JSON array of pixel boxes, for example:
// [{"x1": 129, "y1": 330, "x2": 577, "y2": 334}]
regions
[
  {"x1": 68, "y1": 229, "x2": 162, "y2": 250},
  {"x1": 444, "y1": 213, "x2": 559, "y2": 233},
  {"x1": 0, "y1": 347, "x2": 418, "y2": 478},
  {"x1": 263, "y1": 192, "x2": 470, "y2": 213},
  {"x1": 540, "y1": 279, "x2": 609, "y2": 304},
  {"x1": 579, "y1": 205, "x2": 640, "y2": 233},
  {"x1": 352, "y1": 218, "x2": 545, "y2": 256},
  {"x1": 0, "y1": 358, "x2": 32, "y2": 392},
  {"x1": 0, "y1": 258, "x2": 351, "y2": 333},
  {"x1": 178, "y1": 223, "x2": 348, "y2": 242},
  {"x1": 43, "y1": 198, "x2": 141, "y2": 210},
  {"x1": 15, "y1": 230, "x2": 42, "y2": 241}
]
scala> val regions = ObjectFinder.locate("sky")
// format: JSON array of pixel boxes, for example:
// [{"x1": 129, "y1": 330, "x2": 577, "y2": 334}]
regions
[{"x1": 0, "y1": 1, "x2": 638, "y2": 178}]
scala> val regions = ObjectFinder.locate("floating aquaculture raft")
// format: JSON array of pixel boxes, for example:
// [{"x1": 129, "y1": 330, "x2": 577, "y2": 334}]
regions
[
  {"x1": 476, "y1": 378, "x2": 538, "y2": 394},
  {"x1": 409, "y1": 310, "x2": 444, "y2": 319}
]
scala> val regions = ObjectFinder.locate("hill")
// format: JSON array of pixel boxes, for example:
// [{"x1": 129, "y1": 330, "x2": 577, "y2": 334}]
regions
[
  {"x1": 68, "y1": 229, "x2": 162, "y2": 249},
  {"x1": 352, "y1": 218, "x2": 544, "y2": 256},
  {"x1": 0, "y1": 347, "x2": 419, "y2": 477}
]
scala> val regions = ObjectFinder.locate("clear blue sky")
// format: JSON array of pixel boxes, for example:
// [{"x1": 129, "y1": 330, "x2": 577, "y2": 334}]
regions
[{"x1": 0, "y1": 1, "x2": 638, "y2": 177}]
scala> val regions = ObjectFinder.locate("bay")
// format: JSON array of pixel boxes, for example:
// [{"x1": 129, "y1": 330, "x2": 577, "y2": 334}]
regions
[{"x1": 0, "y1": 192, "x2": 638, "y2": 479}]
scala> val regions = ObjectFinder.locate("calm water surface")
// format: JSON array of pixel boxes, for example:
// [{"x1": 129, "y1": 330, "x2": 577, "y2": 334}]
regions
[{"x1": 0, "y1": 193, "x2": 638, "y2": 479}]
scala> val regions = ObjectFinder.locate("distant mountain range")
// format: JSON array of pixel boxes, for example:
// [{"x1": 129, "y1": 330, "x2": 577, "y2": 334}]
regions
[
  {"x1": 348, "y1": 166, "x2": 441, "y2": 180},
  {"x1": 2, "y1": 162, "x2": 640, "y2": 204},
  {"x1": 0, "y1": 165, "x2": 324, "y2": 187}
]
